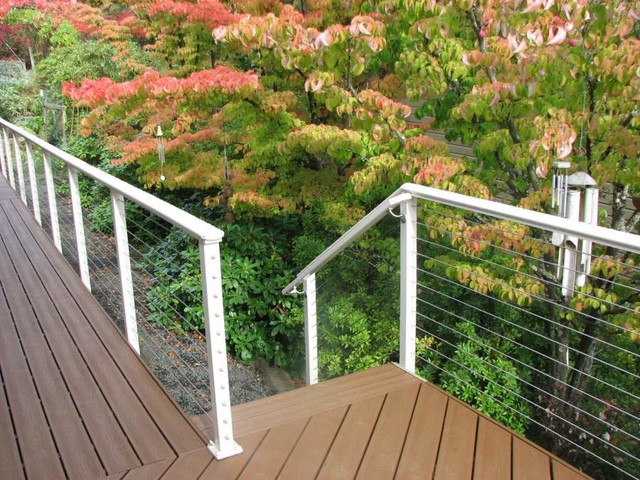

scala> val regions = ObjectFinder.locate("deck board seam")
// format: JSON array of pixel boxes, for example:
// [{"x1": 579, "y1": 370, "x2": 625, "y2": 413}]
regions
[
  {"x1": 0, "y1": 353, "x2": 27, "y2": 479},
  {"x1": 392, "y1": 381, "x2": 422, "y2": 480},
  {"x1": 432, "y1": 394, "x2": 451, "y2": 480},
  {"x1": 274, "y1": 417, "x2": 312, "y2": 479},
  {"x1": 353, "y1": 392, "x2": 389, "y2": 479},
  {"x1": 312, "y1": 405, "x2": 351, "y2": 480},
  {"x1": 234, "y1": 429, "x2": 271, "y2": 480},
  {"x1": 470, "y1": 411, "x2": 480, "y2": 480}
]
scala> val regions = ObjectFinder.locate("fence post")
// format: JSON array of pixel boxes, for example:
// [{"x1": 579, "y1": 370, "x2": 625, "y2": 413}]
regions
[
  {"x1": 25, "y1": 142, "x2": 41, "y2": 225},
  {"x1": 3, "y1": 128, "x2": 16, "y2": 189},
  {"x1": 68, "y1": 165, "x2": 91, "y2": 290},
  {"x1": 399, "y1": 196, "x2": 418, "y2": 373},
  {"x1": 110, "y1": 191, "x2": 139, "y2": 354},
  {"x1": 0, "y1": 129, "x2": 6, "y2": 178},
  {"x1": 303, "y1": 274, "x2": 318, "y2": 385},
  {"x1": 43, "y1": 153, "x2": 62, "y2": 253},
  {"x1": 199, "y1": 239, "x2": 242, "y2": 460},
  {"x1": 12, "y1": 134, "x2": 27, "y2": 205}
]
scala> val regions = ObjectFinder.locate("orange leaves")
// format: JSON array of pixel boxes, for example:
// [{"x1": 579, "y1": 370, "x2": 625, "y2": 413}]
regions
[
  {"x1": 145, "y1": 0, "x2": 238, "y2": 31},
  {"x1": 533, "y1": 115, "x2": 577, "y2": 159},
  {"x1": 410, "y1": 155, "x2": 464, "y2": 188},
  {"x1": 64, "y1": 66, "x2": 261, "y2": 108}
]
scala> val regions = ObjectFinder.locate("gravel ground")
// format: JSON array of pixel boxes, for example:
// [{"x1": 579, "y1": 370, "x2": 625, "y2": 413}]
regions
[{"x1": 43, "y1": 189, "x2": 271, "y2": 415}]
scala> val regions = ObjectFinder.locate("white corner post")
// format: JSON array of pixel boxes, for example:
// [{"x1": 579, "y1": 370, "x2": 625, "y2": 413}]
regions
[
  {"x1": 111, "y1": 191, "x2": 139, "y2": 354},
  {"x1": 67, "y1": 165, "x2": 91, "y2": 291},
  {"x1": 0, "y1": 129, "x2": 7, "y2": 178},
  {"x1": 2, "y1": 128, "x2": 15, "y2": 188},
  {"x1": 43, "y1": 152, "x2": 62, "y2": 253},
  {"x1": 12, "y1": 135, "x2": 27, "y2": 205},
  {"x1": 303, "y1": 273, "x2": 318, "y2": 385},
  {"x1": 25, "y1": 143, "x2": 41, "y2": 225},
  {"x1": 399, "y1": 196, "x2": 418, "y2": 373},
  {"x1": 199, "y1": 239, "x2": 242, "y2": 460}
]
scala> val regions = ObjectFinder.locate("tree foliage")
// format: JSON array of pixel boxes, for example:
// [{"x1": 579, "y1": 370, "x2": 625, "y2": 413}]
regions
[{"x1": 2, "y1": 1, "x2": 639, "y2": 475}]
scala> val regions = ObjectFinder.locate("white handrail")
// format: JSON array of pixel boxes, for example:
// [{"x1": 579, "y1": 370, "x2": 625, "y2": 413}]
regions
[
  {"x1": 283, "y1": 183, "x2": 640, "y2": 294},
  {"x1": 0, "y1": 118, "x2": 224, "y2": 242},
  {"x1": 0, "y1": 117, "x2": 241, "y2": 460}
]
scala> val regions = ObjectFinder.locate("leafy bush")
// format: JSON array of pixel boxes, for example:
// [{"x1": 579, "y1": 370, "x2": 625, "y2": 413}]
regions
[
  {"x1": 37, "y1": 40, "x2": 120, "y2": 88},
  {"x1": 439, "y1": 321, "x2": 532, "y2": 434},
  {"x1": 319, "y1": 297, "x2": 398, "y2": 378},
  {"x1": 0, "y1": 75, "x2": 40, "y2": 123},
  {"x1": 143, "y1": 221, "x2": 304, "y2": 369}
]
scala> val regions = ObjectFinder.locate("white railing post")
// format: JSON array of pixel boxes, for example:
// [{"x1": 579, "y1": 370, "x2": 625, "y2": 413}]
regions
[
  {"x1": 0, "y1": 129, "x2": 7, "y2": 177},
  {"x1": 199, "y1": 239, "x2": 242, "y2": 460},
  {"x1": 12, "y1": 134, "x2": 27, "y2": 205},
  {"x1": 25, "y1": 142, "x2": 41, "y2": 225},
  {"x1": 111, "y1": 191, "x2": 139, "y2": 354},
  {"x1": 43, "y1": 152, "x2": 62, "y2": 253},
  {"x1": 68, "y1": 165, "x2": 91, "y2": 290},
  {"x1": 303, "y1": 274, "x2": 318, "y2": 385},
  {"x1": 399, "y1": 196, "x2": 418, "y2": 373},
  {"x1": 3, "y1": 128, "x2": 16, "y2": 189}
]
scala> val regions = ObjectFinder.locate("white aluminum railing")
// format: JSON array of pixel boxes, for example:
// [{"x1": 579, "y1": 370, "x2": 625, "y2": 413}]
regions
[
  {"x1": 0, "y1": 118, "x2": 242, "y2": 460},
  {"x1": 284, "y1": 182, "x2": 640, "y2": 479},
  {"x1": 283, "y1": 183, "x2": 640, "y2": 382}
]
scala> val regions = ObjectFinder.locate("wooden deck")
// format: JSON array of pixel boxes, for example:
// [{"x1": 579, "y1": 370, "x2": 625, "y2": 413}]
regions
[
  {"x1": 0, "y1": 176, "x2": 593, "y2": 479},
  {"x1": 0, "y1": 177, "x2": 211, "y2": 478},
  {"x1": 194, "y1": 364, "x2": 593, "y2": 480}
]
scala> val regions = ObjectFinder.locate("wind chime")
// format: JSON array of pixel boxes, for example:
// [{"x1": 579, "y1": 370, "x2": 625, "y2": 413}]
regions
[
  {"x1": 551, "y1": 162, "x2": 599, "y2": 297},
  {"x1": 156, "y1": 125, "x2": 166, "y2": 182}
]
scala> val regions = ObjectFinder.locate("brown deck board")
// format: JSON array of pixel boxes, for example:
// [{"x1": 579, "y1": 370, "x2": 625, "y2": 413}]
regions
[
  {"x1": 0, "y1": 366, "x2": 24, "y2": 480},
  {"x1": 3, "y1": 230, "x2": 141, "y2": 474},
  {"x1": 4, "y1": 193, "x2": 205, "y2": 455},
  {"x1": 2, "y1": 199, "x2": 173, "y2": 465},
  {"x1": 231, "y1": 364, "x2": 416, "y2": 437},
  {"x1": 356, "y1": 383, "x2": 420, "y2": 479},
  {"x1": 316, "y1": 394, "x2": 386, "y2": 480},
  {"x1": 197, "y1": 430, "x2": 267, "y2": 479},
  {"x1": 513, "y1": 437, "x2": 552, "y2": 480},
  {"x1": 278, "y1": 406, "x2": 348, "y2": 480},
  {"x1": 474, "y1": 417, "x2": 512, "y2": 480},
  {"x1": 160, "y1": 449, "x2": 213, "y2": 479},
  {"x1": 552, "y1": 459, "x2": 592, "y2": 480},
  {"x1": 238, "y1": 417, "x2": 309, "y2": 479},
  {"x1": 0, "y1": 215, "x2": 106, "y2": 479},
  {"x1": 394, "y1": 382, "x2": 448, "y2": 479},
  {"x1": 0, "y1": 279, "x2": 66, "y2": 480},
  {"x1": 434, "y1": 398, "x2": 479, "y2": 480}
]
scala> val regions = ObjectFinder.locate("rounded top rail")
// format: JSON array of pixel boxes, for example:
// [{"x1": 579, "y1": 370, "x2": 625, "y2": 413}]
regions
[
  {"x1": 283, "y1": 183, "x2": 640, "y2": 295},
  {"x1": 0, "y1": 118, "x2": 224, "y2": 242}
]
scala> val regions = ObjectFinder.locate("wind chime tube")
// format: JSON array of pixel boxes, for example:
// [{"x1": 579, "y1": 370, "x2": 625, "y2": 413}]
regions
[
  {"x1": 576, "y1": 187, "x2": 599, "y2": 287},
  {"x1": 156, "y1": 125, "x2": 165, "y2": 181},
  {"x1": 561, "y1": 190, "x2": 581, "y2": 297}
]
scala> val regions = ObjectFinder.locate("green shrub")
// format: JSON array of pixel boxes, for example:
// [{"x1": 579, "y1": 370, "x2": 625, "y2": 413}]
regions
[
  {"x1": 319, "y1": 297, "x2": 398, "y2": 378},
  {"x1": 440, "y1": 321, "x2": 532, "y2": 434},
  {"x1": 143, "y1": 221, "x2": 304, "y2": 368}
]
